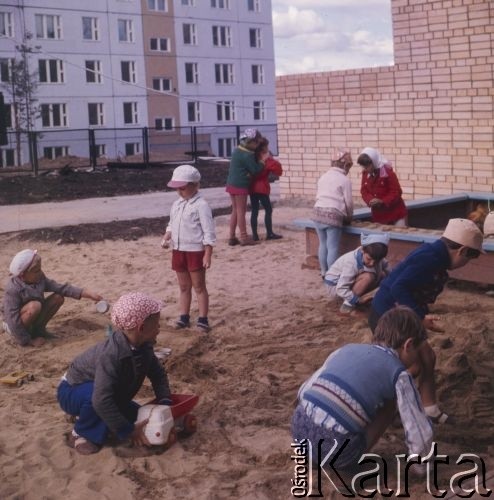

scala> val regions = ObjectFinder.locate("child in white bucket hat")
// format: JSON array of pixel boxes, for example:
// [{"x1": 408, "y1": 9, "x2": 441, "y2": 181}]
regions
[
  {"x1": 369, "y1": 218, "x2": 484, "y2": 425},
  {"x1": 324, "y1": 232, "x2": 390, "y2": 313},
  {"x1": 3, "y1": 249, "x2": 103, "y2": 347},
  {"x1": 162, "y1": 165, "x2": 216, "y2": 332}
]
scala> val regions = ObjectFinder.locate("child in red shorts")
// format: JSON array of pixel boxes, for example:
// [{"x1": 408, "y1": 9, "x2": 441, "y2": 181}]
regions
[{"x1": 161, "y1": 165, "x2": 216, "y2": 332}]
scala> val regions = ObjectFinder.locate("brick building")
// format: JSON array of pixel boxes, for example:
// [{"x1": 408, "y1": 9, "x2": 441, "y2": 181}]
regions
[{"x1": 275, "y1": 0, "x2": 493, "y2": 201}]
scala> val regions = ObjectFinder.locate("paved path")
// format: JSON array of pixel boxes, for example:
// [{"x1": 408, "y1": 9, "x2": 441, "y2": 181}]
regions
[{"x1": 0, "y1": 183, "x2": 280, "y2": 234}]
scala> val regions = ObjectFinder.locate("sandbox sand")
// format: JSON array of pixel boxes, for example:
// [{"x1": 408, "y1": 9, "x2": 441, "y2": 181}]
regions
[{"x1": 0, "y1": 204, "x2": 493, "y2": 499}]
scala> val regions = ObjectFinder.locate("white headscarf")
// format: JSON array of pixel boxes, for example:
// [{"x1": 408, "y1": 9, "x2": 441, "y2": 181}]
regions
[
  {"x1": 9, "y1": 249, "x2": 38, "y2": 277},
  {"x1": 360, "y1": 147, "x2": 389, "y2": 175}
]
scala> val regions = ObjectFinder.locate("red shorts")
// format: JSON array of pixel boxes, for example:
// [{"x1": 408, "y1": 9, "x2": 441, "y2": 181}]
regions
[
  {"x1": 172, "y1": 250, "x2": 205, "y2": 272},
  {"x1": 226, "y1": 184, "x2": 249, "y2": 195}
]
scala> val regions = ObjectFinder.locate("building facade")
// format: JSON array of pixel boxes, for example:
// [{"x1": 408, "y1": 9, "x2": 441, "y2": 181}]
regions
[{"x1": 0, "y1": 0, "x2": 276, "y2": 165}]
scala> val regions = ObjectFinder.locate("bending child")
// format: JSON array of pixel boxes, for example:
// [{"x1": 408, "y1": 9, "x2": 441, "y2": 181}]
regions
[
  {"x1": 57, "y1": 292, "x2": 172, "y2": 455},
  {"x1": 369, "y1": 218, "x2": 484, "y2": 424},
  {"x1": 249, "y1": 137, "x2": 283, "y2": 241},
  {"x1": 324, "y1": 233, "x2": 390, "y2": 314},
  {"x1": 292, "y1": 306, "x2": 433, "y2": 475},
  {"x1": 162, "y1": 164, "x2": 216, "y2": 333},
  {"x1": 3, "y1": 249, "x2": 102, "y2": 347}
]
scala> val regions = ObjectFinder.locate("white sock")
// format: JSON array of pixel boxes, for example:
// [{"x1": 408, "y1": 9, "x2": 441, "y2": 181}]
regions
[{"x1": 424, "y1": 404, "x2": 441, "y2": 417}]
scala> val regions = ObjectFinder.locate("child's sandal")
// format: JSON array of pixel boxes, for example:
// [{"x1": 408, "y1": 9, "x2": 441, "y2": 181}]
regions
[{"x1": 175, "y1": 318, "x2": 190, "y2": 329}]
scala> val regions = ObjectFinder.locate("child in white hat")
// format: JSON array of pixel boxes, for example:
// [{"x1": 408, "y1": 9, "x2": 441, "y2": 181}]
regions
[
  {"x1": 324, "y1": 232, "x2": 390, "y2": 313},
  {"x1": 370, "y1": 218, "x2": 484, "y2": 424},
  {"x1": 3, "y1": 249, "x2": 103, "y2": 346},
  {"x1": 161, "y1": 165, "x2": 216, "y2": 332}
]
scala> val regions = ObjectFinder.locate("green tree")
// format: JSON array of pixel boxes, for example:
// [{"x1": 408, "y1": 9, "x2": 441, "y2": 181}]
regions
[{"x1": 1, "y1": 32, "x2": 40, "y2": 170}]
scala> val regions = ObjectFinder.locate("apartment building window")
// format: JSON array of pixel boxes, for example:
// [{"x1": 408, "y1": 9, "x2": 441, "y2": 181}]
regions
[
  {"x1": 82, "y1": 17, "x2": 99, "y2": 41},
  {"x1": 249, "y1": 28, "x2": 262, "y2": 48},
  {"x1": 43, "y1": 146, "x2": 69, "y2": 159},
  {"x1": 85, "y1": 60, "x2": 102, "y2": 83},
  {"x1": 183, "y1": 24, "x2": 197, "y2": 45},
  {"x1": 247, "y1": 0, "x2": 260, "y2": 12},
  {"x1": 152, "y1": 77, "x2": 172, "y2": 92},
  {"x1": 150, "y1": 37, "x2": 169, "y2": 52},
  {"x1": 88, "y1": 103, "x2": 104, "y2": 126},
  {"x1": 38, "y1": 59, "x2": 64, "y2": 83},
  {"x1": 155, "y1": 117, "x2": 174, "y2": 130},
  {"x1": 181, "y1": 0, "x2": 195, "y2": 5},
  {"x1": 121, "y1": 61, "x2": 137, "y2": 83},
  {"x1": 95, "y1": 144, "x2": 106, "y2": 157},
  {"x1": 185, "y1": 63, "x2": 199, "y2": 84},
  {"x1": 218, "y1": 138, "x2": 235, "y2": 157},
  {"x1": 147, "y1": 0, "x2": 167, "y2": 11},
  {"x1": 118, "y1": 19, "x2": 134, "y2": 42},
  {"x1": 123, "y1": 102, "x2": 138, "y2": 124},
  {"x1": 4, "y1": 103, "x2": 13, "y2": 127},
  {"x1": 40, "y1": 103, "x2": 68, "y2": 128},
  {"x1": 211, "y1": 0, "x2": 230, "y2": 8},
  {"x1": 1, "y1": 149, "x2": 15, "y2": 167},
  {"x1": 216, "y1": 101, "x2": 235, "y2": 121},
  {"x1": 125, "y1": 142, "x2": 140, "y2": 155},
  {"x1": 251, "y1": 64, "x2": 264, "y2": 84},
  {"x1": 253, "y1": 100, "x2": 266, "y2": 121},
  {"x1": 0, "y1": 58, "x2": 12, "y2": 82},
  {"x1": 187, "y1": 101, "x2": 200, "y2": 122},
  {"x1": 215, "y1": 63, "x2": 234, "y2": 84},
  {"x1": 212, "y1": 26, "x2": 231, "y2": 47},
  {"x1": 35, "y1": 14, "x2": 62, "y2": 40},
  {"x1": 0, "y1": 12, "x2": 14, "y2": 37}
]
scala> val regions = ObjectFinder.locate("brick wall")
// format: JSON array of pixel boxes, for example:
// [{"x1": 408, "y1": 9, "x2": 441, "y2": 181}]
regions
[{"x1": 275, "y1": 0, "x2": 493, "y2": 201}]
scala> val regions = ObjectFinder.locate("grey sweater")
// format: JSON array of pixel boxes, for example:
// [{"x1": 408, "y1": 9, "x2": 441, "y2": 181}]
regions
[
  {"x1": 65, "y1": 330, "x2": 171, "y2": 438},
  {"x1": 3, "y1": 274, "x2": 82, "y2": 345}
]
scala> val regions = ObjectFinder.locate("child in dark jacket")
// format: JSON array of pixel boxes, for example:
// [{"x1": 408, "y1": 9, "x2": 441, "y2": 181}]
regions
[
  {"x1": 369, "y1": 218, "x2": 484, "y2": 424},
  {"x1": 57, "y1": 292, "x2": 172, "y2": 455},
  {"x1": 249, "y1": 137, "x2": 283, "y2": 241}
]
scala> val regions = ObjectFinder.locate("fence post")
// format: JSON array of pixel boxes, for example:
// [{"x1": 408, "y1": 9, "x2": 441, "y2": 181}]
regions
[
  {"x1": 142, "y1": 126, "x2": 149, "y2": 167},
  {"x1": 88, "y1": 128, "x2": 96, "y2": 169}
]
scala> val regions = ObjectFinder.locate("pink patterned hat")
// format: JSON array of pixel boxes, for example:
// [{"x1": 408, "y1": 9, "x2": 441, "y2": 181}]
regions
[{"x1": 111, "y1": 292, "x2": 162, "y2": 330}]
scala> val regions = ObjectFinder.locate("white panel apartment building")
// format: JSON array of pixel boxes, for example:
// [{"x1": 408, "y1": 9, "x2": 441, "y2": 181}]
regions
[{"x1": 0, "y1": 0, "x2": 276, "y2": 165}]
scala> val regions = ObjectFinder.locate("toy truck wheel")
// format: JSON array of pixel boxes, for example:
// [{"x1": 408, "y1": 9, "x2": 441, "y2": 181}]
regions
[
  {"x1": 165, "y1": 428, "x2": 177, "y2": 448},
  {"x1": 28, "y1": 374, "x2": 35, "y2": 381},
  {"x1": 16, "y1": 379, "x2": 23, "y2": 387},
  {"x1": 181, "y1": 414, "x2": 197, "y2": 436}
]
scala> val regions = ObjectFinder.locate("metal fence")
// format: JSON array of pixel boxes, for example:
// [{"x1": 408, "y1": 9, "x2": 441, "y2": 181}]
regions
[{"x1": 0, "y1": 124, "x2": 278, "y2": 174}]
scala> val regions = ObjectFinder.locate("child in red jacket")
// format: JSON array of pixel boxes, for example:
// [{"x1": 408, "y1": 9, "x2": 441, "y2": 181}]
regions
[{"x1": 249, "y1": 137, "x2": 283, "y2": 241}]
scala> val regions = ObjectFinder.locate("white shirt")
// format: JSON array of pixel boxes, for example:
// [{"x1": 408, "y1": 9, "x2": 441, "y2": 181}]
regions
[
  {"x1": 166, "y1": 193, "x2": 216, "y2": 251},
  {"x1": 314, "y1": 167, "x2": 353, "y2": 218}
]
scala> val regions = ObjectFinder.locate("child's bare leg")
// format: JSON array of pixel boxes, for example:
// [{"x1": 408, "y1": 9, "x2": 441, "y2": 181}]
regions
[
  {"x1": 20, "y1": 300, "x2": 43, "y2": 329},
  {"x1": 236, "y1": 195, "x2": 249, "y2": 240},
  {"x1": 364, "y1": 399, "x2": 396, "y2": 451},
  {"x1": 352, "y1": 272, "x2": 378, "y2": 298},
  {"x1": 190, "y1": 268, "x2": 208, "y2": 318},
  {"x1": 229, "y1": 194, "x2": 238, "y2": 239},
  {"x1": 176, "y1": 271, "x2": 192, "y2": 316},
  {"x1": 416, "y1": 340, "x2": 436, "y2": 407},
  {"x1": 32, "y1": 293, "x2": 64, "y2": 332}
]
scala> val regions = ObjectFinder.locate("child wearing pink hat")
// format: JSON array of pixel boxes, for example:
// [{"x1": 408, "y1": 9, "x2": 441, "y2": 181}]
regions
[
  {"x1": 57, "y1": 292, "x2": 172, "y2": 455},
  {"x1": 2, "y1": 249, "x2": 102, "y2": 346}
]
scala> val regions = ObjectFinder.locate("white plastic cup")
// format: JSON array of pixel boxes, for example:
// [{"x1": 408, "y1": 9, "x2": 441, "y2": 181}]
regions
[{"x1": 96, "y1": 300, "x2": 110, "y2": 314}]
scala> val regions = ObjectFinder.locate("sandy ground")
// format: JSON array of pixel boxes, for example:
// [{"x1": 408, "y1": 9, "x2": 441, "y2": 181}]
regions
[{"x1": 0, "y1": 204, "x2": 493, "y2": 499}]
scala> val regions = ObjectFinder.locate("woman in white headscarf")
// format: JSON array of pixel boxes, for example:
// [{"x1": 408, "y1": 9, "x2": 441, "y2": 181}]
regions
[
  {"x1": 312, "y1": 148, "x2": 354, "y2": 278},
  {"x1": 358, "y1": 147, "x2": 408, "y2": 226}
]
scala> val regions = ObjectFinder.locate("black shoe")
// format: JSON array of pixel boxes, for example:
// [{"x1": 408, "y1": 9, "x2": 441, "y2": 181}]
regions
[
  {"x1": 252, "y1": 234, "x2": 260, "y2": 241},
  {"x1": 266, "y1": 233, "x2": 283, "y2": 240},
  {"x1": 228, "y1": 237, "x2": 240, "y2": 246}
]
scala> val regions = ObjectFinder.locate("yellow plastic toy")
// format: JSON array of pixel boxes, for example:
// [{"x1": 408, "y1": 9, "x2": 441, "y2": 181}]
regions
[{"x1": 0, "y1": 371, "x2": 35, "y2": 387}]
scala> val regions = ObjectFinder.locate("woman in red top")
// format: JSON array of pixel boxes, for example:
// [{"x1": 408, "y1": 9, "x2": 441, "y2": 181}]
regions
[
  {"x1": 249, "y1": 137, "x2": 283, "y2": 241},
  {"x1": 358, "y1": 147, "x2": 408, "y2": 226}
]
